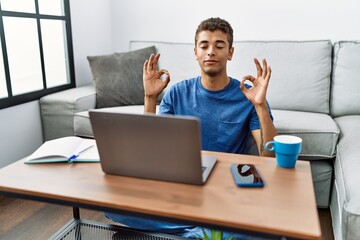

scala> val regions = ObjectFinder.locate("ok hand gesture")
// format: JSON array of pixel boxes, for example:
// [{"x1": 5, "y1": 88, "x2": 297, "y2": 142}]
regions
[
  {"x1": 240, "y1": 58, "x2": 271, "y2": 106},
  {"x1": 143, "y1": 53, "x2": 170, "y2": 98}
]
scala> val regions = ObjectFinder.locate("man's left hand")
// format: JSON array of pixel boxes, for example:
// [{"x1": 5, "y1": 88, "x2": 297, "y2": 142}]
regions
[{"x1": 240, "y1": 58, "x2": 271, "y2": 106}]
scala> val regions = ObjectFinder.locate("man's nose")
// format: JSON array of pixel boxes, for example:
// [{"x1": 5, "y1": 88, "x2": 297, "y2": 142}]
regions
[{"x1": 207, "y1": 47, "x2": 215, "y2": 56}]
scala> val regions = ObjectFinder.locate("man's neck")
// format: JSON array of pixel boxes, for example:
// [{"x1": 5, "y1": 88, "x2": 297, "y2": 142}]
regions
[{"x1": 200, "y1": 73, "x2": 230, "y2": 91}]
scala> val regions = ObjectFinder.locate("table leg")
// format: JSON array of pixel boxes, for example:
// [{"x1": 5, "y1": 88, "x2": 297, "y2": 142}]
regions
[
  {"x1": 72, "y1": 207, "x2": 82, "y2": 240},
  {"x1": 73, "y1": 206, "x2": 80, "y2": 219}
]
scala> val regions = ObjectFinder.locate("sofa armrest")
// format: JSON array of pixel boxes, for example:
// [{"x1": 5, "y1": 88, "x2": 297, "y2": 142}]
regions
[{"x1": 40, "y1": 84, "x2": 96, "y2": 141}]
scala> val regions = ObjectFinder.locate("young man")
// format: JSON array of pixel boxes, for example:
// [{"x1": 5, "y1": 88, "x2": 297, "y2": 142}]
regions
[
  {"x1": 144, "y1": 17, "x2": 277, "y2": 156},
  {"x1": 106, "y1": 17, "x2": 277, "y2": 238}
]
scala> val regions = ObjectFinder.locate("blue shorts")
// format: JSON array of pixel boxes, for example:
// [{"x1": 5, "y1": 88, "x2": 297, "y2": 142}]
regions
[{"x1": 105, "y1": 212, "x2": 270, "y2": 239}]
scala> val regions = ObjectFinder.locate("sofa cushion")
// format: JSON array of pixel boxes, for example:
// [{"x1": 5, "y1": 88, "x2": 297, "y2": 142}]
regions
[
  {"x1": 331, "y1": 41, "x2": 360, "y2": 117},
  {"x1": 332, "y1": 115, "x2": 360, "y2": 240},
  {"x1": 40, "y1": 85, "x2": 96, "y2": 140},
  {"x1": 334, "y1": 116, "x2": 360, "y2": 205},
  {"x1": 310, "y1": 160, "x2": 333, "y2": 208},
  {"x1": 87, "y1": 46, "x2": 156, "y2": 108},
  {"x1": 74, "y1": 105, "x2": 159, "y2": 138},
  {"x1": 76, "y1": 106, "x2": 339, "y2": 159},
  {"x1": 272, "y1": 109, "x2": 339, "y2": 159},
  {"x1": 131, "y1": 41, "x2": 332, "y2": 114},
  {"x1": 230, "y1": 41, "x2": 332, "y2": 113},
  {"x1": 130, "y1": 41, "x2": 197, "y2": 92}
]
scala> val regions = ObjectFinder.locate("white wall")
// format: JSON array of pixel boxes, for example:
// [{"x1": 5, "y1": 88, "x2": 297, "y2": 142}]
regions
[
  {"x1": 111, "y1": 0, "x2": 360, "y2": 52},
  {"x1": 1, "y1": 0, "x2": 358, "y2": 167},
  {"x1": 0, "y1": 0, "x2": 113, "y2": 168},
  {"x1": 74, "y1": 0, "x2": 360, "y2": 85},
  {"x1": 0, "y1": 101, "x2": 43, "y2": 168},
  {"x1": 70, "y1": 0, "x2": 113, "y2": 87}
]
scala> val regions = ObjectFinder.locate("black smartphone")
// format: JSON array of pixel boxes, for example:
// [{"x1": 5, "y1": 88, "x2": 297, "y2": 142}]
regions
[{"x1": 230, "y1": 164, "x2": 264, "y2": 187}]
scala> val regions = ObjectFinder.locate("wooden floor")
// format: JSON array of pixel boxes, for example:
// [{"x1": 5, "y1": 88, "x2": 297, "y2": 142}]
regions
[{"x1": 0, "y1": 196, "x2": 334, "y2": 240}]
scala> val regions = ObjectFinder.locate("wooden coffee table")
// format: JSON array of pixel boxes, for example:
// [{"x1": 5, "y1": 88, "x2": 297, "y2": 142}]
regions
[{"x1": 0, "y1": 151, "x2": 321, "y2": 239}]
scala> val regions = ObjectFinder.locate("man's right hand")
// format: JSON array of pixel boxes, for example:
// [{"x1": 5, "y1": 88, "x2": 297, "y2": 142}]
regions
[
  {"x1": 143, "y1": 53, "x2": 170, "y2": 113},
  {"x1": 143, "y1": 53, "x2": 170, "y2": 98}
]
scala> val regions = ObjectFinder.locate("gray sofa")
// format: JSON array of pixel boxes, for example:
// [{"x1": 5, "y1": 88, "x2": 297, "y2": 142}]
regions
[{"x1": 39, "y1": 40, "x2": 360, "y2": 240}]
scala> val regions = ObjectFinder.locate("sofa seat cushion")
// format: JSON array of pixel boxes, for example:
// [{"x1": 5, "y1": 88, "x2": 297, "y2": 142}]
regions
[
  {"x1": 334, "y1": 116, "x2": 360, "y2": 209},
  {"x1": 310, "y1": 160, "x2": 333, "y2": 208},
  {"x1": 272, "y1": 109, "x2": 339, "y2": 159},
  {"x1": 76, "y1": 107, "x2": 339, "y2": 159},
  {"x1": 74, "y1": 105, "x2": 158, "y2": 138},
  {"x1": 332, "y1": 115, "x2": 360, "y2": 240}
]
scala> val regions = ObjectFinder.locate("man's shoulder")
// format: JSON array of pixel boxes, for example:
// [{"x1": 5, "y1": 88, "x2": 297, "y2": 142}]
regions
[{"x1": 229, "y1": 77, "x2": 241, "y2": 86}]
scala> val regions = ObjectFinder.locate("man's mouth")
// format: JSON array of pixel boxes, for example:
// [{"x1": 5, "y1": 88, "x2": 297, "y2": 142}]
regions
[{"x1": 204, "y1": 60, "x2": 218, "y2": 64}]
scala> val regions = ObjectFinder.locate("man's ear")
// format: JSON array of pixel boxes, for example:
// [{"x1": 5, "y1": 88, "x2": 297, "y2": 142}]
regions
[
  {"x1": 228, "y1": 47, "x2": 234, "y2": 61},
  {"x1": 194, "y1": 47, "x2": 198, "y2": 60}
]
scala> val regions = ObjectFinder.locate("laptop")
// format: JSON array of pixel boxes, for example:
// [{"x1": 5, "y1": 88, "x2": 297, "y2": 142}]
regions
[{"x1": 89, "y1": 111, "x2": 217, "y2": 185}]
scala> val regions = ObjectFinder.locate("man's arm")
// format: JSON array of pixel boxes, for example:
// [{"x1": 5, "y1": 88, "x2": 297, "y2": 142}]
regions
[
  {"x1": 240, "y1": 58, "x2": 277, "y2": 157},
  {"x1": 144, "y1": 96, "x2": 158, "y2": 113},
  {"x1": 251, "y1": 104, "x2": 277, "y2": 157},
  {"x1": 143, "y1": 53, "x2": 170, "y2": 113}
]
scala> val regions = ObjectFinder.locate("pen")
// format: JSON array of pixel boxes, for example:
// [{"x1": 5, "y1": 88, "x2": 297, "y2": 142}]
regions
[{"x1": 68, "y1": 145, "x2": 94, "y2": 162}]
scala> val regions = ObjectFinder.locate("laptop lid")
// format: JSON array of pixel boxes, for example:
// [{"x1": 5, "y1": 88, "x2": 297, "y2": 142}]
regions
[{"x1": 89, "y1": 111, "x2": 216, "y2": 185}]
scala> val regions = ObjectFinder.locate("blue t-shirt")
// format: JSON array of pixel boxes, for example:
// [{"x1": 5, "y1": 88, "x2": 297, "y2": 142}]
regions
[
  {"x1": 160, "y1": 76, "x2": 261, "y2": 154},
  {"x1": 106, "y1": 76, "x2": 273, "y2": 237}
]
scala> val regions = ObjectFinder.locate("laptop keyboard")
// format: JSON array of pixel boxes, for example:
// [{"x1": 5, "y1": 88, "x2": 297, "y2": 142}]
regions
[{"x1": 202, "y1": 166, "x2": 207, "y2": 173}]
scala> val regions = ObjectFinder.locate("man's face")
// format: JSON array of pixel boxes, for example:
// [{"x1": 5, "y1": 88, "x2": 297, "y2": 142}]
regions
[{"x1": 194, "y1": 30, "x2": 234, "y2": 77}]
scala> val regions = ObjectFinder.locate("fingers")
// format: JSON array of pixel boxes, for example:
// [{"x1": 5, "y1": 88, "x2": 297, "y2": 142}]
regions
[
  {"x1": 262, "y1": 59, "x2": 267, "y2": 79},
  {"x1": 159, "y1": 69, "x2": 171, "y2": 87},
  {"x1": 254, "y1": 58, "x2": 262, "y2": 78},
  {"x1": 254, "y1": 58, "x2": 270, "y2": 79},
  {"x1": 145, "y1": 53, "x2": 160, "y2": 72},
  {"x1": 147, "y1": 54, "x2": 155, "y2": 71},
  {"x1": 266, "y1": 66, "x2": 272, "y2": 81},
  {"x1": 158, "y1": 69, "x2": 169, "y2": 77},
  {"x1": 143, "y1": 56, "x2": 152, "y2": 73},
  {"x1": 143, "y1": 60, "x2": 148, "y2": 73},
  {"x1": 240, "y1": 75, "x2": 255, "y2": 92},
  {"x1": 152, "y1": 53, "x2": 160, "y2": 70},
  {"x1": 163, "y1": 73, "x2": 171, "y2": 88},
  {"x1": 242, "y1": 75, "x2": 256, "y2": 83}
]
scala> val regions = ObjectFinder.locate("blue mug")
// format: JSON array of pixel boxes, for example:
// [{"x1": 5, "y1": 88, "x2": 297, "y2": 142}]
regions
[{"x1": 265, "y1": 135, "x2": 302, "y2": 168}]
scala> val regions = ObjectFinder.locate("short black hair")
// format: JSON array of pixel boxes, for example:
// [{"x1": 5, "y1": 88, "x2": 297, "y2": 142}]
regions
[{"x1": 195, "y1": 17, "x2": 233, "y2": 49}]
